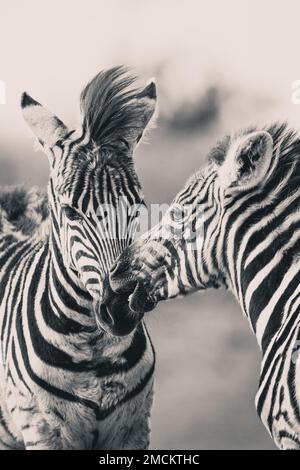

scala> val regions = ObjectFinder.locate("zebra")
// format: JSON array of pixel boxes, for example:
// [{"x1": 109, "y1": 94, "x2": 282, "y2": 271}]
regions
[
  {"x1": 109, "y1": 123, "x2": 300, "y2": 450},
  {"x1": 0, "y1": 67, "x2": 157, "y2": 450}
]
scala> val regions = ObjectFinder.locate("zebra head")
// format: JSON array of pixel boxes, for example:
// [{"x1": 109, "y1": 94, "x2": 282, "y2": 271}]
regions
[
  {"x1": 21, "y1": 67, "x2": 157, "y2": 336},
  {"x1": 109, "y1": 125, "x2": 293, "y2": 312}
]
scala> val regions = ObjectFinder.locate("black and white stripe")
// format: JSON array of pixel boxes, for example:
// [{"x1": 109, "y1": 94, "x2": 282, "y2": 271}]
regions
[
  {"x1": 0, "y1": 67, "x2": 157, "y2": 450},
  {"x1": 110, "y1": 123, "x2": 300, "y2": 449}
]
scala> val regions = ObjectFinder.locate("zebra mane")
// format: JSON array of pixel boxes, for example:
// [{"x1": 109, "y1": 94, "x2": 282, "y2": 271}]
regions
[
  {"x1": 80, "y1": 66, "x2": 144, "y2": 148},
  {"x1": 0, "y1": 187, "x2": 49, "y2": 240},
  {"x1": 266, "y1": 122, "x2": 300, "y2": 166}
]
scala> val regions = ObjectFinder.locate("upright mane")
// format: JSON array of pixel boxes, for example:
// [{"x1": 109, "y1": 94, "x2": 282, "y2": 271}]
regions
[{"x1": 80, "y1": 66, "x2": 149, "y2": 149}]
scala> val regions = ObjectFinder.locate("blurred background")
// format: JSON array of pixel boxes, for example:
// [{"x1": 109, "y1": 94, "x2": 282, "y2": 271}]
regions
[{"x1": 3, "y1": 0, "x2": 300, "y2": 450}]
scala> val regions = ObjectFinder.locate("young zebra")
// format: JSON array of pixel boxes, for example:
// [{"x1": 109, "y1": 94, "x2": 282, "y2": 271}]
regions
[
  {"x1": 110, "y1": 124, "x2": 300, "y2": 450},
  {"x1": 0, "y1": 67, "x2": 157, "y2": 450}
]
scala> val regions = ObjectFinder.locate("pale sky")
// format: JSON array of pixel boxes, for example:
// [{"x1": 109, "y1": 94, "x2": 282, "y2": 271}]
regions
[{"x1": 2, "y1": 0, "x2": 300, "y2": 145}]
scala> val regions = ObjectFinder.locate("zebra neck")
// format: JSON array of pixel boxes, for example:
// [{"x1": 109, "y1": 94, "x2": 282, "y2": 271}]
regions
[{"x1": 230, "y1": 223, "x2": 300, "y2": 354}]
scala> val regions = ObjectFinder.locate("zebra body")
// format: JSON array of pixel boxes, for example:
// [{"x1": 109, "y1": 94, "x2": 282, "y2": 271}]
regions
[
  {"x1": 0, "y1": 68, "x2": 157, "y2": 449},
  {"x1": 110, "y1": 124, "x2": 300, "y2": 449}
]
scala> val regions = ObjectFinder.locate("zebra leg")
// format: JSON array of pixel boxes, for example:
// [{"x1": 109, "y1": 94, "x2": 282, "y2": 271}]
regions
[
  {"x1": 19, "y1": 411, "x2": 63, "y2": 450},
  {"x1": 11, "y1": 401, "x2": 63, "y2": 450},
  {"x1": 121, "y1": 386, "x2": 154, "y2": 450},
  {"x1": 0, "y1": 375, "x2": 24, "y2": 449},
  {"x1": 0, "y1": 406, "x2": 24, "y2": 450},
  {"x1": 279, "y1": 437, "x2": 300, "y2": 450},
  {"x1": 256, "y1": 352, "x2": 300, "y2": 451},
  {"x1": 0, "y1": 420, "x2": 18, "y2": 449},
  {"x1": 3, "y1": 385, "x2": 64, "y2": 450},
  {"x1": 122, "y1": 416, "x2": 151, "y2": 450},
  {"x1": 273, "y1": 421, "x2": 300, "y2": 450}
]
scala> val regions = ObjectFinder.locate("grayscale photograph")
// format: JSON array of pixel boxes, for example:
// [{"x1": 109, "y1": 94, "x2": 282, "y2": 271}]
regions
[{"x1": 0, "y1": 0, "x2": 299, "y2": 458}]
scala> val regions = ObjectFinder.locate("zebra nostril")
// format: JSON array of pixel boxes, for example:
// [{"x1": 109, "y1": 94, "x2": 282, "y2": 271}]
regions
[
  {"x1": 110, "y1": 261, "x2": 123, "y2": 280},
  {"x1": 100, "y1": 304, "x2": 114, "y2": 326},
  {"x1": 109, "y1": 263, "x2": 138, "y2": 296}
]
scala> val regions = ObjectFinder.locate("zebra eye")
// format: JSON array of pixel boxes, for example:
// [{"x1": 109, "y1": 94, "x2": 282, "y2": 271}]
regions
[
  {"x1": 62, "y1": 205, "x2": 81, "y2": 221},
  {"x1": 97, "y1": 210, "x2": 108, "y2": 221}
]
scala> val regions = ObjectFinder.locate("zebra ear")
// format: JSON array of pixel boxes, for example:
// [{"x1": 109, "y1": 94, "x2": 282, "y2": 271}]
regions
[
  {"x1": 219, "y1": 131, "x2": 274, "y2": 195},
  {"x1": 21, "y1": 93, "x2": 69, "y2": 149},
  {"x1": 131, "y1": 80, "x2": 157, "y2": 147}
]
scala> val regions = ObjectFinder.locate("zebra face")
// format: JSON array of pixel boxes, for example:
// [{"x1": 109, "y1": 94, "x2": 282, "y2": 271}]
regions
[
  {"x1": 109, "y1": 128, "x2": 276, "y2": 311},
  {"x1": 21, "y1": 67, "x2": 157, "y2": 336},
  {"x1": 56, "y1": 160, "x2": 148, "y2": 336}
]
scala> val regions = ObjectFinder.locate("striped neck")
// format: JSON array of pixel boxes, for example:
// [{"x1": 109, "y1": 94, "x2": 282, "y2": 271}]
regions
[{"x1": 221, "y1": 165, "x2": 300, "y2": 353}]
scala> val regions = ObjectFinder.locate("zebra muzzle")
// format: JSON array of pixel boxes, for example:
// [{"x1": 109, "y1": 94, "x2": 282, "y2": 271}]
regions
[
  {"x1": 128, "y1": 282, "x2": 158, "y2": 314},
  {"x1": 109, "y1": 257, "x2": 158, "y2": 316},
  {"x1": 95, "y1": 277, "x2": 145, "y2": 337}
]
